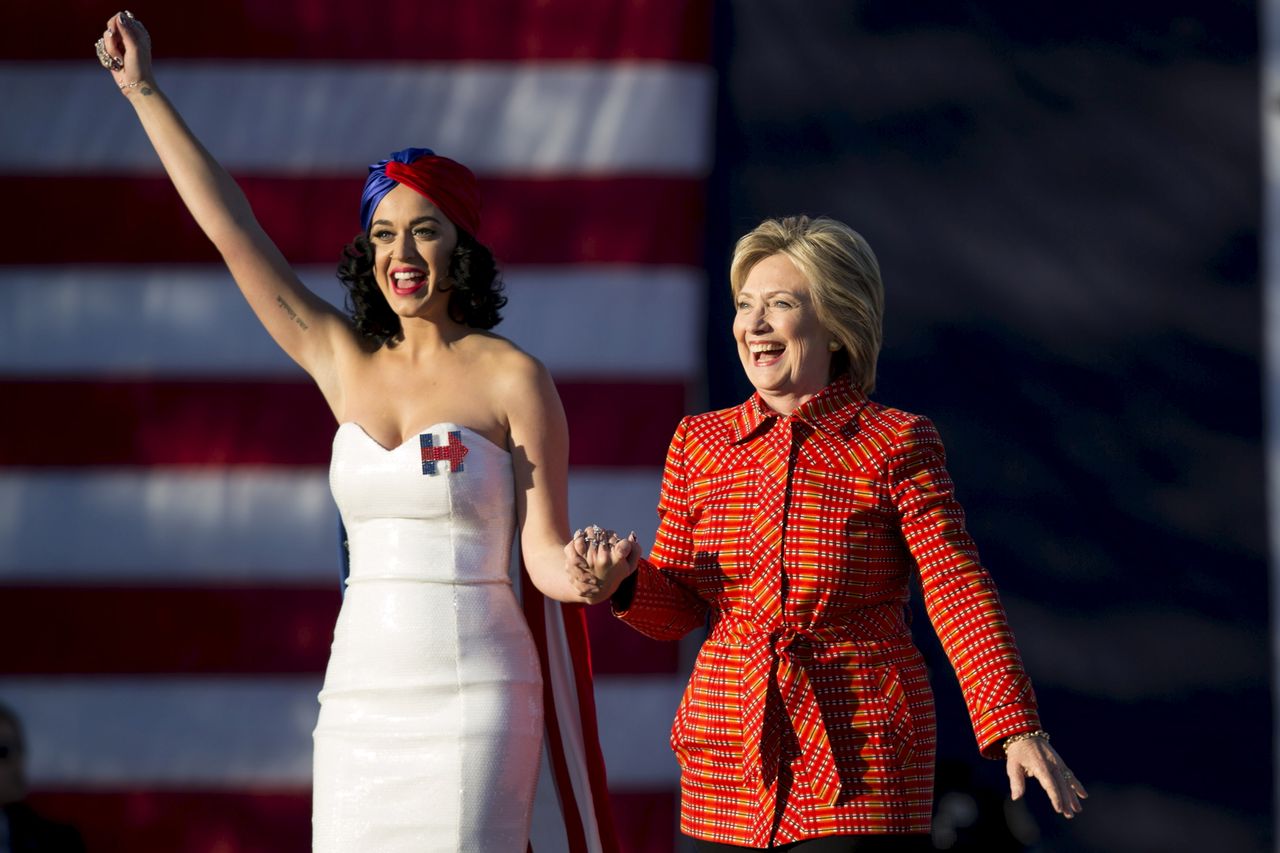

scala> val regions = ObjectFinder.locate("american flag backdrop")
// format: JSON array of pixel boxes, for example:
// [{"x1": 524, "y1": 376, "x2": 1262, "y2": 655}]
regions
[{"x1": 0, "y1": 2, "x2": 715, "y2": 850}]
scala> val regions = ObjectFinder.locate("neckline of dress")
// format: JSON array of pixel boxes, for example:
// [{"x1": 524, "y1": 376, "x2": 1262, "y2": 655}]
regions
[{"x1": 338, "y1": 421, "x2": 510, "y2": 456}]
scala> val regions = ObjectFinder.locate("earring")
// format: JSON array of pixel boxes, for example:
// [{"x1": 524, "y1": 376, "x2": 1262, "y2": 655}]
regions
[{"x1": 828, "y1": 340, "x2": 841, "y2": 352}]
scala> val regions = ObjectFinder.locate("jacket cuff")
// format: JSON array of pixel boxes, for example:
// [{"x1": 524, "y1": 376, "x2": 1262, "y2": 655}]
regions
[
  {"x1": 975, "y1": 705, "x2": 1043, "y2": 760},
  {"x1": 609, "y1": 570, "x2": 639, "y2": 614}
]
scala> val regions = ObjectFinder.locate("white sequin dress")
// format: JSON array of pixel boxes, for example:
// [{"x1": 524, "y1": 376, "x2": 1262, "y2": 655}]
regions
[{"x1": 313, "y1": 422, "x2": 543, "y2": 852}]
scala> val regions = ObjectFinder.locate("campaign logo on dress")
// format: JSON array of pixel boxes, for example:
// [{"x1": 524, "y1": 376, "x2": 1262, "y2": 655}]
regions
[{"x1": 420, "y1": 431, "x2": 469, "y2": 475}]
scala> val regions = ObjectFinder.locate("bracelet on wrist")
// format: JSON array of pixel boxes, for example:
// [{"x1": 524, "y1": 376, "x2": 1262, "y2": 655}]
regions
[{"x1": 1002, "y1": 729, "x2": 1050, "y2": 755}]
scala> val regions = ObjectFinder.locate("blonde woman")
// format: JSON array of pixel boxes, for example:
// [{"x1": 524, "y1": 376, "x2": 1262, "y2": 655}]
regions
[{"x1": 571, "y1": 216, "x2": 1086, "y2": 851}]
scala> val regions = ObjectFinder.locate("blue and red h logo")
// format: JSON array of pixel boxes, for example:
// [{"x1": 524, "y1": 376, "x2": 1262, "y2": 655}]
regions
[{"x1": 420, "y1": 430, "x2": 469, "y2": 475}]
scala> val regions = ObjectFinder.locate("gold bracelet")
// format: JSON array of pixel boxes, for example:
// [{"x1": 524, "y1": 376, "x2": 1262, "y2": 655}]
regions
[{"x1": 1002, "y1": 729, "x2": 1050, "y2": 754}]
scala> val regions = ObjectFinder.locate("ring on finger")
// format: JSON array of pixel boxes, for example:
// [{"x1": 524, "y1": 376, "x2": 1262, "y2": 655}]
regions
[
  {"x1": 95, "y1": 38, "x2": 114, "y2": 69},
  {"x1": 96, "y1": 38, "x2": 124, "y2": 71}
]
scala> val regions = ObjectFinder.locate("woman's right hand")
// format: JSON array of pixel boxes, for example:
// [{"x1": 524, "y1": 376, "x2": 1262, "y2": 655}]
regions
[
  {"x1": 89, "y1": 8, "x2": 348, "y2": 396},
  {"x1": 97, "y1": 11, "x2": 154, "y2": 96}
]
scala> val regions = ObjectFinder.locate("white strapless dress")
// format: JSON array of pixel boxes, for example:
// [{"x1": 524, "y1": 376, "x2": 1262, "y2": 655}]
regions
[{"x1": 313, "y1": 422, "x2": 544, "y2": 852}]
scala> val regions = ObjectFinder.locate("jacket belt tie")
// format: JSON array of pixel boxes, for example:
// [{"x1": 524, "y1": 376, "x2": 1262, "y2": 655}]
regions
[{"x1": 740, "y1": 628, "x2": 841, "y2": 809}]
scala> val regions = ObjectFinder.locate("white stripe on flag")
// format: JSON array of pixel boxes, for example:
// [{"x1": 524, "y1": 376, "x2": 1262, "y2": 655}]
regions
[
  {"x1": 0, "y1": 469, "x2": 661, "y2": 581},
  {"x1": 0, "y1": 675, "x2": 682, "y2": 786},
  {"x1": 4, "y1": 65, "x2": 714, "y2": 176},
  {"x1": 0, "y1": 266, "x2": 704, "y2": 378},
  {"x1": 594, "y1": 675, "x2": 685, "y2": 786}
]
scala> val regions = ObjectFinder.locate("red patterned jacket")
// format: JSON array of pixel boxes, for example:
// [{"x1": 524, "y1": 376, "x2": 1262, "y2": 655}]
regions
[{"x1": 614, "y1": 377, "x2": 1040, "y2": 846}]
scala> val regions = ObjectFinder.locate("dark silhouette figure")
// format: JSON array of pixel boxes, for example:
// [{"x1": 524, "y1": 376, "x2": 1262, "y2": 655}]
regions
[{"x1": 0, "y1": 703, "x2": 85, "y2": 853}]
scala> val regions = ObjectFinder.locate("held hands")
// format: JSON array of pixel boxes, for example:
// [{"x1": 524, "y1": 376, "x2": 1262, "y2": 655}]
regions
[
  {"x1": 564, "y1": 526, "x2": 641, "y2": 605},
  {"x1": 94, "y1": 11, "x2": 153, "y2": 95},
  {"x1": 1005, "y1": 733, "x2": 1087, "y2": 819}
]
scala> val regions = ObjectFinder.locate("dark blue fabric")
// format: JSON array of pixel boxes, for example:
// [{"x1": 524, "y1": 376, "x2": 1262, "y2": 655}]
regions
[
  {"x1": 358, "y1": 147, "x2": 434, "y2": 233},
  {"x1": 338, "y1": 519, "x2": 350, "y2": 596}
]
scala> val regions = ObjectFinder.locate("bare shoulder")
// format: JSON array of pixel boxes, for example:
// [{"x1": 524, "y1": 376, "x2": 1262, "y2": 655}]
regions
[
  {"x1": 464, "y1": 332, "x2": 551, "y2": 391},
  {"x1": 476, "y1": 337, "x2": 565, "y2": 443}
]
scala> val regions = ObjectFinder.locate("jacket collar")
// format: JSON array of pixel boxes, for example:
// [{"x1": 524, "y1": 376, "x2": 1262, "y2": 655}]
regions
[{"x1": 729, "y1": 375, "x2": 867, "y2": 444}]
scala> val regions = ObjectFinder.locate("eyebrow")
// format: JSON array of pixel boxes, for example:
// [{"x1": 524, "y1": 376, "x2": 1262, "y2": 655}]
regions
[
  {"x1": 738, "y1": 289, "x2": 801, "y2": 299},
  {"x1": 370, "y1": 215, "x2": 442, "y2": 228}
]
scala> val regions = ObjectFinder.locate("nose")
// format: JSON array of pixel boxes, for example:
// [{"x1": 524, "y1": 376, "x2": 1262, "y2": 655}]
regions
[
  {"x1": 745, "y1": 303, "x2": 770, "y2": 333},
  {"x1": 390, "y1": 230, "x2": 418, "y2": 262}
]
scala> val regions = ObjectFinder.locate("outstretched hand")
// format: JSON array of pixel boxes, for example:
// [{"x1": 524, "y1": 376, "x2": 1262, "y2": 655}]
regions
[
  {"x1": 564, "y1": 527, "x2": 641, "y2": 604},
  {"x1": 1006, "y1": 736, "x2": 1087, "y2": 819},
  {"x1": 96, "y1": 11, "x2": 154, "y2": 94}
]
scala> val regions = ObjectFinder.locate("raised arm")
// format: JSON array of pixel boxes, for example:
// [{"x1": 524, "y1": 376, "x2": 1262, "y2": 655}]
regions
[{"x1": 99, "y1": 12, "x2": 351, "y2": 401}]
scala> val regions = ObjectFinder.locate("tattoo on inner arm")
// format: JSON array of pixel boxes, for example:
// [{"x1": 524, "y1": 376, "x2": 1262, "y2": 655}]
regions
[
  {"x1": 140, "y1": 86, "x2": 153, "y2": 96},
  {"x1": 276, "y1": 295, "x2": 310, "y2": 330}
]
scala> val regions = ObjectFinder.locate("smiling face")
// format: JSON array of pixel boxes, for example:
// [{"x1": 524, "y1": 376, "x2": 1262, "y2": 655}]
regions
[
  {"x1": 733, "y1": 253, "x2": 834, "y2": 413},
  {"x1": 368, "y1": 184, "x2": 460, "y2": 323}
]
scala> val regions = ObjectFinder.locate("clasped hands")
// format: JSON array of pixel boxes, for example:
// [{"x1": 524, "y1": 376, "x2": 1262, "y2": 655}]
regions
[{"x1": 565, "y1": 525, "x2": 641, "y2": 604}]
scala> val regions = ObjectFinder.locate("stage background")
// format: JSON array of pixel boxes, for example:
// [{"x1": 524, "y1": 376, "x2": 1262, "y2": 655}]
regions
[
  {"x1": 0, "y1": 2, "x2": 1270, "y2": 852},
  {"x1": 703, "y1": 3, "x2": 1268, "y2": 852},
  {"x1": 705, "y1": 3, "x2": 1268, "y2": 851}
]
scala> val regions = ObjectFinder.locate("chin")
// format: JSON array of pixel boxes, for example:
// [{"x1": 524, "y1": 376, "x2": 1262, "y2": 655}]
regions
[{"x1": 748, "y1": 367, "x2": 793, "y2": 389}]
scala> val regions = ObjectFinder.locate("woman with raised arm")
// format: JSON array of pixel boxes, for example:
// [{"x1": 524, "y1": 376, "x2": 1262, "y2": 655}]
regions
[
  {"x1": 95, "y1": 12, "x2": 613, "y2": 852},
  {"x1": 570, "y1": 216, "x2": 1086, "y2": 851}
]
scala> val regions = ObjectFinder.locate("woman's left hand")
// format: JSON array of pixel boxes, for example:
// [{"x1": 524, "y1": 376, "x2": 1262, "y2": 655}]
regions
[
  {"x1": 1005, "y1": 736, "x2": 1087, "y2": 818},
  {"x1": 565, "y1": 527, "x2": 640, "y2": 604}
]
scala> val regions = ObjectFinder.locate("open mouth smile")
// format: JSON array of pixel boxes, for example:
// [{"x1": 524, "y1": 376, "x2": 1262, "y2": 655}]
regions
[
  {"x1": 391, "y1": 268, "x2": 426, "y2": 296},
  {"x1": 748, "y1": 341, "x2": 785, "y2": 367}
]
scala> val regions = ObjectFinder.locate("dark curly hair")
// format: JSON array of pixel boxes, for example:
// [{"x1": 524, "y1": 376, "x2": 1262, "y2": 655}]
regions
[{"x1": 336, "y1": 228, "x2": 506, "y2": 349}]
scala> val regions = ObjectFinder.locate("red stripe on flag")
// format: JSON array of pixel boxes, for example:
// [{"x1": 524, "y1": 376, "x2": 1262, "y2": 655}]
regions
[
  {"x1": 25, "y1": 789, "x2": 311, "y2": 853},
  {"x1": 0, "y1": 176, "x2": 706, "y2": 266},
  {"x1": 25, "y1": 1, "x2": 712, "y2": 62},
  {"x1": 2, "y1": 585, "x2": 675, "y2": 676},
  {"x1": 0, "y1": 379, "x2": 685, "y2": 469},
  {"x1": 1, "y1": 380, "x2": 333, "y2": 467},
  {"x1": 24, "y1": 789, "x2": 677, "y2": 853},
  {"x1": 1, "y1": 585, "x2": 338, "y2": 675},
  {"x1": 609, "y1": 791, "x2": 680, "y2": 853}
]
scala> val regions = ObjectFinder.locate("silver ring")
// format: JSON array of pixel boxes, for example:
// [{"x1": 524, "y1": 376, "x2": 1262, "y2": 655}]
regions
[
  {"x1": 95, "y1": 38, "x2": 114, "y2": 69},
  {"x1": 96, "y1": 38, "x2": 124, "y2": 71}
]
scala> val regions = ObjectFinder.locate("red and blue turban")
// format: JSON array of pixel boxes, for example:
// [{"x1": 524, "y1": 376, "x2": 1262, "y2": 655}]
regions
[{"x1": 359, "y1": 147, "x2": 482, "y2": 237}]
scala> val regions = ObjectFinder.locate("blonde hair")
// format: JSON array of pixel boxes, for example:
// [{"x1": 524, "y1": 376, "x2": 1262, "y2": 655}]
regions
[{"x1": 729, "y1": 216, "x2": 885, "y2": 393}]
